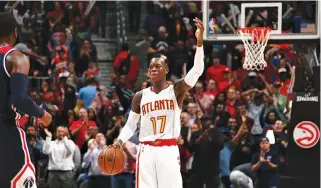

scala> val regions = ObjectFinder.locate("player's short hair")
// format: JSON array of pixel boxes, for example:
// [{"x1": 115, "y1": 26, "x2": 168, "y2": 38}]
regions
[
  {"x1": 0, "y1": 12, "x2": 18, "y2": 37},
  {"x1": 150, "y1": 53, "x2": 169, "y2": 66}
]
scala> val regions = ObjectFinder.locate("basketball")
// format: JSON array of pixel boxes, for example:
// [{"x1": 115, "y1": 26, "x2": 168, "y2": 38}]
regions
[{"x1": 98, "y1": 146, "x2": 126, "y2": 175}]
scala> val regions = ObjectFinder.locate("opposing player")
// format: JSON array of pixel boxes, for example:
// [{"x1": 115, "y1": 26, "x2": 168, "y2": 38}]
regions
[
  {"x1": 0, "y1": 12, "x2": 52, "y2": 188},
  {"x1": 114, "y1": 18, "x2": 204, "y2": 188}
]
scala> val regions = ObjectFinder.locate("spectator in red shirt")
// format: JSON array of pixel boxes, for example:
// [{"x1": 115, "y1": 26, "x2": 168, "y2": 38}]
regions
[
  {"x1": 226, "y1": 86, "x2": 239, "y2": 118},
  {"x1": 70, "y1": 108, "x2": 97, "y2": 148},
  {"x1": 113, "y1": 43, "x2": 140, "y2": 88},
  {"x1": 234, "y1": 57, "x2": 249, "y2": 82},
  {"x1": 206, "y1": 54, "x2": 228, "y2": 83},
  {"x1": 204, "y1": 79, "x2": 218, "y2": 101},
  {"x1": 217, "y1": 68, "x2": 241, "y2": 92}
]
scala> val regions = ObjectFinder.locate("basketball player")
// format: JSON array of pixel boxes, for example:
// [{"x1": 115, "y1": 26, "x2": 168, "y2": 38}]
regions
[
  {"x1": 114, "y1": 18, "x2": 204, "y2": 188},
  {"x1": 0, "y1": 12, "x2": 52, "y2": 188}
]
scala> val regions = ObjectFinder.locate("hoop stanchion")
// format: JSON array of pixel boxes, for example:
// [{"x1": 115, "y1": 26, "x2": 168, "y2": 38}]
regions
[{"x1": 237, "y1": 27, "x2": 272, "y2": 71}]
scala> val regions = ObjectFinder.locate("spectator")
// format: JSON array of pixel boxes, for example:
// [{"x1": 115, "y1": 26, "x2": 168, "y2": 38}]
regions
[
  {"x1": 180, "y1": 112, "x2": 191, "y2": 143},
  {"x1": 246, "y1": 91, "x2": 265, "y2": 137},
  {"x1": 113, "y1": 43, "x2": 140, "y2": 88},
  {"x1": 43, "y1": 127, "x2": 76, "y2": 188},
  {"x1": 193, "y1": 81, "x2": 213, "y2": 115},
  {"x1": 26, "y1": 125, "x2": 44, "y2": 152},
  {"x1": 168, "y1": 39, "x2": 188, "y2": 80},
  {"x1": 82, "y1": 61, "x2": 100, "y2": 83},
  {"x1": 203, "y1": 79, "x2": 217, "y2": 100},
  {"x1": 76, "y1": 39, "x2": 97, "y2": 76},
  {"x1": 186, "y1": 102, "x2": 198, "y2": 127},
  {"x1": 26, "y1": 133, "x2": 47, "y2": 180},
  {"x1": 251, "y1": 137, "x2": 280, "y2": 188},
  {"x1": 90, "y1": 85, "x2": 110, "y2": 114},
  {"x1": 70, "y1": 108, "x2": 97, "y2": 148},
  {"x1": 78, "y1": 77, "x2": 98, "y2": 108},
  {"x1": 110, "y1": 75, "x2": 133, "y2": 112},
  {"x1": 206, "y1": 54, "x2": 228, "y2": 83},
  {"x1": 220, "y1": 116, "x2": 249, "y2": 188},
  {"x1": 80, "y1": 126, "x2": 99, "y2": 155},
  {"x1": 217, "y1": 68, "x2": 241, "y2": 92},
  {"x1": 211, "y1": 102, "x2": 230, "y2": 128},
  {"x1": 143, "y1": 4, "x2": 167, "y2": 38},
  {"x1": 188, "y1": 121, "x2": 224, "y2": 188},
  {"x1": 83, "y1": 133, "x2": 110, "y2": 188},
  {"x1": 148, "y1": 26, "x2": 170, "y2": 57},
  {"x1": 177, "y1": 135, "x2": 191, "y2": 188}
]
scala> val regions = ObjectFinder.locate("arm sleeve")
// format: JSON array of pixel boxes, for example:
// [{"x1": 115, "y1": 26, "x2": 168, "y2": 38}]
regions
[
  {"x1": 118, "y1": 111, "x2": 140, "y2": 143},
  {"x1": 10, "y1": 73, "x2": 44, "y2": 117},
  {"x1": 184, "y1": 46, "x2": 204, "y2": 87}
]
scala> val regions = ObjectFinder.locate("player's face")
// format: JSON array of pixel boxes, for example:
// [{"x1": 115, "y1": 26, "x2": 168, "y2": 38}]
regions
[{"x1": 148, "y1": 58, "x2": 168, "y2": 82}]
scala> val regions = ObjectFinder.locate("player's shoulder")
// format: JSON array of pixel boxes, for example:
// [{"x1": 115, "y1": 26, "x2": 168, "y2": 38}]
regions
[{"x1": 6, "y1": 50, "x2": 27, "y2": 63}]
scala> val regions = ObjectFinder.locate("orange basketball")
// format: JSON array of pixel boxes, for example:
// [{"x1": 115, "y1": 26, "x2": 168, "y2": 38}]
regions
[{"x1": 98, "y1": 146, "x2": 126, "y2": 175}]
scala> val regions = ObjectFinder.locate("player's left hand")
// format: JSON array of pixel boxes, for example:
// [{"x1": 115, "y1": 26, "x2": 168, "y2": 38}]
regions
[{"x1": 193, "y1": 17, "x2": 204, "y2": 42}]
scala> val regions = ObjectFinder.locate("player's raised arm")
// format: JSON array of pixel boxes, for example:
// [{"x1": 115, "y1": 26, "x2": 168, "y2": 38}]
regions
[
  {"x1": 6, "y1": 51, "x2": 52, "y2": 127},
  {"x1": 174, "y1": 18, "x2": 204, "y2": 107},
  {"x1": 115, "y1": 91, "x2": 142, "y2": 146}
]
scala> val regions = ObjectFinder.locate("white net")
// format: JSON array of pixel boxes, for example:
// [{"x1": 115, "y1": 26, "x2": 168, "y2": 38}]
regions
[{"x1": 237, "y1": 27, "x2": 272, "y2": 71}]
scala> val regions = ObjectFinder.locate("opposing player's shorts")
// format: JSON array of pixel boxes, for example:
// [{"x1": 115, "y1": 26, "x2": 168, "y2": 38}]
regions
[
  {"x1": 136, "y1": 139, "x2": 182, "y2": 188},
  {"x1": 0, "y1": 123, "x2": 36, "y2": 188}
]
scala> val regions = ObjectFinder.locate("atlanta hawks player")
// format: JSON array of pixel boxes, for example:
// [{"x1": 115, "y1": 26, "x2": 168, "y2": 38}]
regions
[{"x1": 114, "y1": 18, "x2": 204, "y2": 188}]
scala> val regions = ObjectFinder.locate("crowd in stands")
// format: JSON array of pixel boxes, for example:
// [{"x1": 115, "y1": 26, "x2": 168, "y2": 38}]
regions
[{"x1": 6, "y1": 1, "x2": 302, "y2": 188}]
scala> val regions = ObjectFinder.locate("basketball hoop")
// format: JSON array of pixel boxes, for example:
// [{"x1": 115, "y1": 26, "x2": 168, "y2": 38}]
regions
[{"x1": 237, "y1": 27, "x2": 272, "y2": 71}]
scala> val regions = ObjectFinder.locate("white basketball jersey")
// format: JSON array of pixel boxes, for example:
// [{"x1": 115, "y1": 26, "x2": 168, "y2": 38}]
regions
[{"x1": 139, "y1": 85, "x2": 182, "y2": 142}]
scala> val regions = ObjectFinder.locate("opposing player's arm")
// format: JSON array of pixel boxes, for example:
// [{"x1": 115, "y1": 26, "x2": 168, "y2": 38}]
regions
[
  {"x1": 6, "y1": 51, "x2": 51, "y2": 126},
  {"x1": 6, "y1": 51, "x2": 43, "y2": 116},
  {"x1": 115, "y1": 91, "x2": 142, "y2": 146},
  {"x1": 174, "y1": 18, "x2": 204, "y2": 107}
]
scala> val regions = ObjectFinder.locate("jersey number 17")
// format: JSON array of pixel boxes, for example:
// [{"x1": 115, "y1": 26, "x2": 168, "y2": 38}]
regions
[{"x1": 150, "y1": 116, "x2": 166, "y2": 134}]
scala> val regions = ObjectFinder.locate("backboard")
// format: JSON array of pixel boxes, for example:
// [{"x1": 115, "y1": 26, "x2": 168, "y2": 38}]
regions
[{"x1": 202, "y1": 0, "x2": 320, "y2": 43}]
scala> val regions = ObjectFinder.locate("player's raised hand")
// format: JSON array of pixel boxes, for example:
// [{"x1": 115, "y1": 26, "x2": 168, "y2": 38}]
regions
[
  {"x1": 193, "y1": 17, "x2": 204, "y2": 44},
  {"x1": 40, "y1": 110, "x2": 52, "y2": 128}
]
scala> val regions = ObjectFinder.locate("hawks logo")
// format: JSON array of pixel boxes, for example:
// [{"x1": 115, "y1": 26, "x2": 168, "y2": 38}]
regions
[
  {"x1": 293, "y1": 121, "x2": 320, "y2": 149},
  {"x1": 23, "y1": 176, "x2": 35, "y2": 188}
]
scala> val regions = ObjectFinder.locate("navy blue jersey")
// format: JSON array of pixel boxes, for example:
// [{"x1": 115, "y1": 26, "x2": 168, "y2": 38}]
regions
[{"x1": 0, "y1": 45, "x2": 22, "y2": 126}]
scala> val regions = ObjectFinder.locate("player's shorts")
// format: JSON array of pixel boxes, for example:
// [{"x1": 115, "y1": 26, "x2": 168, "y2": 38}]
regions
[
  {"x1": 136, "y1": 139, "x2": 182, "y2": 188},
  {"x1": 0, "y1": 122, "x2": 36, "y2": 188}
]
